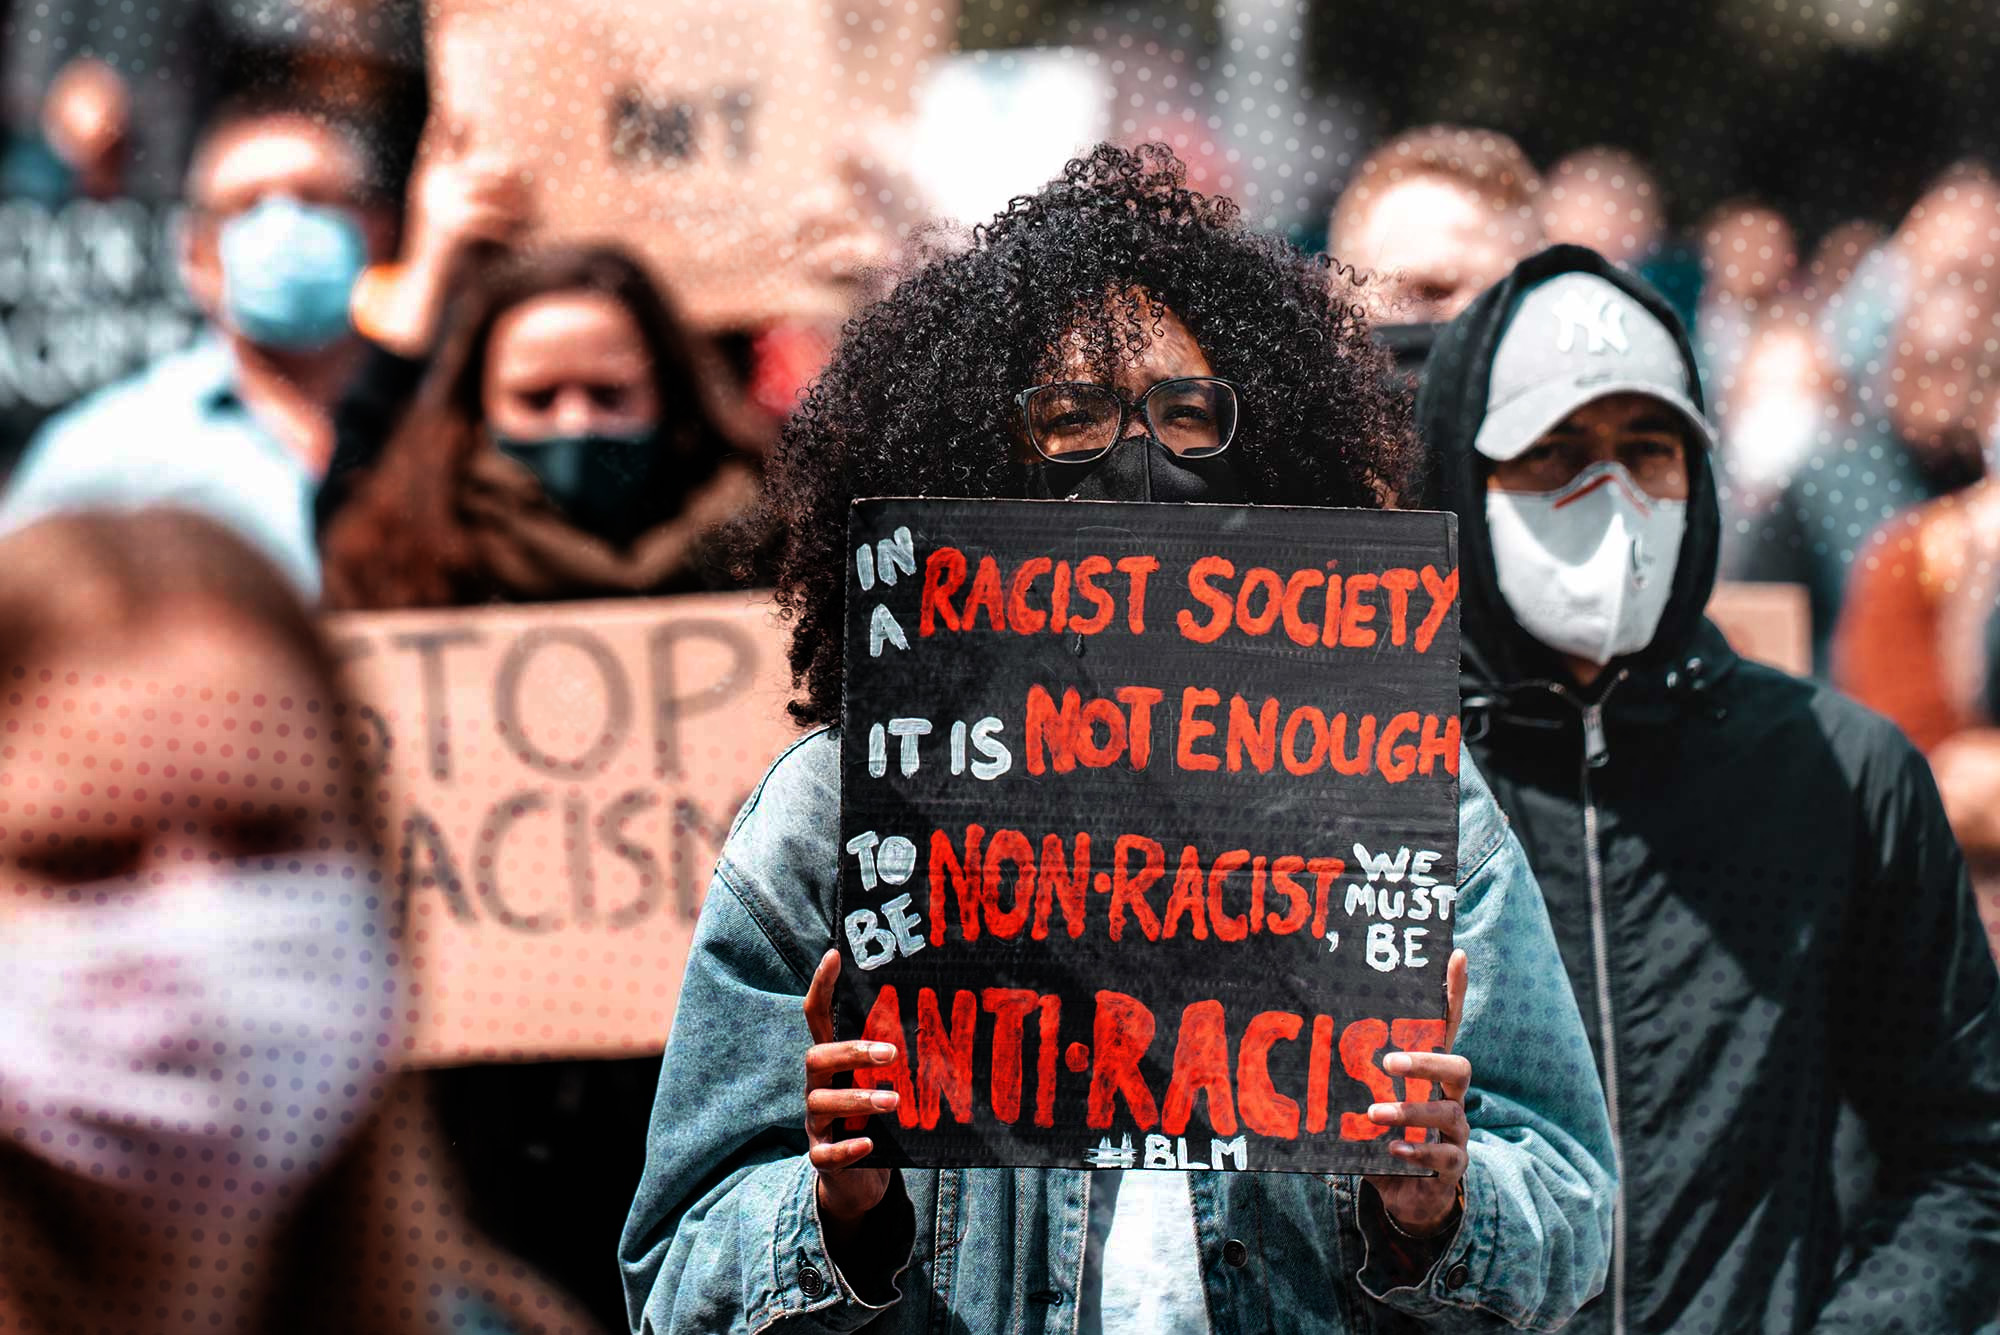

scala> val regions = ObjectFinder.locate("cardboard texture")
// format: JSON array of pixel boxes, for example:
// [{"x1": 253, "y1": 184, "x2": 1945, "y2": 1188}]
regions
[
  {"x1": 422, "y1": 0, "x2": 952, "y2": 331},
  {"x1": 836, "y1": 499, "x2": 1464, "y2": 1175},
  {"x1": 328, "y1": 593, "x2": 797, "y2": 1064},
  {"x1": 1706, "y1": 581, "x2": 1812, "y2": 678}
]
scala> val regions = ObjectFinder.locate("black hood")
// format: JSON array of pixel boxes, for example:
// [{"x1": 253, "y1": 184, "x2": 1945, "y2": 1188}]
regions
[{"x1": 1416, "y1": 244, "x2": 1722, "y2": 693}]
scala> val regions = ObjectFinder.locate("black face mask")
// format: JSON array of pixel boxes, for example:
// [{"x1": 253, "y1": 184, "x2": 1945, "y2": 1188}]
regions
[
  {"x1": 491, "y1": 427, "x2": 662, "y2": 546},
  {"x1": 1025, "y1": 435, "x2": 1245, "y2": 503}
]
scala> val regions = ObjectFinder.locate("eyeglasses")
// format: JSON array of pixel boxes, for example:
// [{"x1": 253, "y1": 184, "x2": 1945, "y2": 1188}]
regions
[{"x1": 1016, "y1": 377, "x2": 1241, "y2": 464}]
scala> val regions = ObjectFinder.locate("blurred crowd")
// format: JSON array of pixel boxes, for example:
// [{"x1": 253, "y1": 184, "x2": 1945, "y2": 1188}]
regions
[
  {"x1": 1332, "y1": 123, "x2": 2000, "y2": 888},
  {"x1": 4, "y1": 7, "x2": 2000, "y2": 1333}
]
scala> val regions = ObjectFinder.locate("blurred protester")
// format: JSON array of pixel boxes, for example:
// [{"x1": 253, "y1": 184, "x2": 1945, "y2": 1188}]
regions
[
  {"x1": 0, "y1": 90, "x2": 404, "y2": 598},
  {"x1": 1836, "y1": 444, "x2": 2000, "y2": 893},
  {"x1": 314, "y1": 144, "x2": 536, "y2": 529},
  {"x1": 1329, "y1": 124, "x2": 1543, "y2": 387},
  {"x1": 1542, "y1": 145, "x2": 1703, "y2": 336},
  {"x1": 4, "y1": 0, "x2": 425, "y2": 202},
  {"x1": 0, "y1": 57, "x2": 130, "y2": 205},
  {"x1": 1797, "y1": 219, "x2": 1886, "y2": 312},
  {"x1": 322, "y1": 243, "x2": 765, "y2": 1331},
  {"x1": 322, "y1": 244, "x2": 765, "y2": 609},
  {"x1": 1711, "y1": 302, "x2": 1838, "y2": 550},
  {"x1": 1421, "y1": 244, "x2": 2000, "y2": 1334},
  {"x1": 0, "y1": 57, "x2": 203, "y2": 478},
  {"x1": 1820, "y1": 162, "x2": 2000, "y2": 393},
  {"x1": 0, "y1": 507, "x2": 603, "y2": 1334},
  {"x1": 622, "y1": 143, "x2": 1616, "y2": 1335},
  {"x1": 1692, "y1": 199, "x2": 1796, "y2": 407},
  {"x1": 1540, "y1": 147, "x2": 1664, "y2": 268},
  {"x1": 1730, "y1": 276, "x2": 1997, "y2": 672}
]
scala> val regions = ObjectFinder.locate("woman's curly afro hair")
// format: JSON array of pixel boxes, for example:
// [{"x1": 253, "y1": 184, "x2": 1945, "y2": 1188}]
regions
[{"x1": 744, "y1": 141, "x2": 1418, "y2": 727}]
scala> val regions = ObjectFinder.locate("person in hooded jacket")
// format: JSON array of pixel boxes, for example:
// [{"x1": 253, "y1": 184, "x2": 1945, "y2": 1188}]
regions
[
  {"x1": 1418, "y1": 242, "x2": 2000, "y2": 1334},
  {"x1": 620, "y1": 144, "x2": 1618, "y2": 1335}
]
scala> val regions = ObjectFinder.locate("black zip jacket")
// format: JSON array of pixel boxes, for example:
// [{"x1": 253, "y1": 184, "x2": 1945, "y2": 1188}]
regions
[{"x1": 1418, "y1": 245, "x2": 2000, "y2": 1334}]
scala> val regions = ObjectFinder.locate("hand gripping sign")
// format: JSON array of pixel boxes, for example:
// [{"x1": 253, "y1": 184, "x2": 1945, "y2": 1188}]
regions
[{"x1": 836, "y1": 499, "x2": 1463, "y2": 1174}]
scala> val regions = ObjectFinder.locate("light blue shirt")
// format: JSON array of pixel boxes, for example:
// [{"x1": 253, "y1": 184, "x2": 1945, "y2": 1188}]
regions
[{"x1": 0, "y1": 334, "x2": 322, "y2": 599}]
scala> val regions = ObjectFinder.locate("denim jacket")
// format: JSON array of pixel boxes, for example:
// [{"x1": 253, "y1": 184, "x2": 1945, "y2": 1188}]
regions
[{"x1": 620, "y1": 728, "x2": 1614, "y2": 1334}]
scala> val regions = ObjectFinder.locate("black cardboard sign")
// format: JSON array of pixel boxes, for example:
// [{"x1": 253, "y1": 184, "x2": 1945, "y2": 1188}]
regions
[{"x1": 837, "y1": 498, "x2": 1462, "y2": 1175}]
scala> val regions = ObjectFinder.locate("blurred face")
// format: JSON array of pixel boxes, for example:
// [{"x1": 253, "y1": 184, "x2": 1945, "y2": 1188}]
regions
[
  {"x1": 0, "y1": 608, "x2": 358, "y2": 910},
  {"x1": 41, "y1": 58, "x2": 130, "y2": 194},
  {"x1": 1487, "y1": 393, "x2": 1690, "y2": 500},
  {"x1": 0, "y1": 606, "x2": 394, "y2": 1196},
  {"x1": 1701, "y1": 206, "x2": 1797, "y2": 302},
  {"x1": 1900, "y1": 179, "x2": 2000, "y2": 289},
  {"x1": 180, "y1": 116, "x2": 393, "y2": 317},
  {"x1": 1345, "y1": 174, "x2": 1540, "y2": 324},
  {"x1": 483, "y1": 292, "x2": 662, "y2": 440},
  {"x1": 1889, "y1": 285, "x2": 1999, "y2": 463},
  {"x1": 1542, "y1": 169, "x2": 1662, "y2": 266}
]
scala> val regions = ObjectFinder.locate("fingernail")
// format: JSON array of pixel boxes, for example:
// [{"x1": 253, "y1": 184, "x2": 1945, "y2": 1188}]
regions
[
  {"x1": 870, "y1": 1089, "x2": 898, "y2": 1110},
  {"x1": 1368, "y1": 1103, "x2": 1395, "y2": 1120},
  {"x1": 1389, "y1": 1141, "x2": 1414, "y2": 1156},
  {"x1": 1384, "y1": 1053, "x2": 1411, "y2": 1074},
  {"x1": 868, "y1": 1043, "x2": 896, "y2": 1063}
]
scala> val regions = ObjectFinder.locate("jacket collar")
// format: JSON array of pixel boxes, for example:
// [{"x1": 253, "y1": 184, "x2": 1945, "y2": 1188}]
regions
[{"x1": 1464, "y1": 618, "x2": 1741, "y2": 737}]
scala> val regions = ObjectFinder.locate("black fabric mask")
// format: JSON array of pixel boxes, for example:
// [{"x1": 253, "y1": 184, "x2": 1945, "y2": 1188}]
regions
[
  {"x1": 1025, "y1": 435, "x2": 1245, "y2": 503},
  {"x1": 491, "y1": 427, "x2": 662, "y2": 546}
]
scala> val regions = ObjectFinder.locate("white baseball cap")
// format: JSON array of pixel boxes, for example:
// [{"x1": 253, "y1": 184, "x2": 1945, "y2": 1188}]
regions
[{"x1": 1474, "y1": 271, "x2": 1718, "y2": 462}]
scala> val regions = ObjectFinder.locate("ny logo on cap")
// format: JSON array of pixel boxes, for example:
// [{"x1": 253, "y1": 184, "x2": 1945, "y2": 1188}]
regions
[{"x1": 1551, "y1": 288, "x2": 1630, "y2": 355}]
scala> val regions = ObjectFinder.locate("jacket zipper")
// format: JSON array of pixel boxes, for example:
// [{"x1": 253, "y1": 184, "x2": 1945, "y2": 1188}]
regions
[{"x1": 1545, "y1": 675, "x2": 1626, "y2": 1334}]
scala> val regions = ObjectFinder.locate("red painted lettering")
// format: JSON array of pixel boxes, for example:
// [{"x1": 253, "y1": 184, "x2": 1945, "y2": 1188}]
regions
[
  {"x1": 919, "y1": 547, "x2": 966, "y2": 635},
  {"x1": 1086, "y1": 990, "x2": 1159, "y2": 1130},
  {"x1": 1162, "y1": 999, "x2": 1238, "y2": 1136},
  {"x1": 1178, "y1": 556, "x2": 1235, "y2": 643},
  {"x1": 1238, "y1": 1010, "x2": 1304, "y2": 1138},
  {"x1": 1178, "y1": 687, "x2": 1221, "y2": 771}
]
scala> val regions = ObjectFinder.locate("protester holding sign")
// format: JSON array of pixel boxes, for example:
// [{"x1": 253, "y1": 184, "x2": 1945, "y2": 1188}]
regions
[
  {"x1": 322, "y1": 244, "x2": 767, "y2": 609},
  {"x1": 322, "y1": 242, "x2": 773, "y2": 1332},
  {"x1": 0, "y1": 88, "x2": 405, "y2": 598},
  {"x1": 621, "y1": 144, "x2": 1615, "y2": 1333},
  {"x1": 0, "y1": 507, "x2": 602, "y2": 1334},
  {"x1": 1419, "y1": 244, "x2": 2000, "y2": 1333}
]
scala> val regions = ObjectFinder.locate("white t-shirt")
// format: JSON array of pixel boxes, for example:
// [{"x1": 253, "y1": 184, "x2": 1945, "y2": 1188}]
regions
[{"x1": 1076, "y1": 1170, "x2": 1213, "y2": 1335}]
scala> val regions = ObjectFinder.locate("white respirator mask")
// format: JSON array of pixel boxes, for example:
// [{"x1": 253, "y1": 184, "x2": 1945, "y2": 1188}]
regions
[
  {"x1": 1486, "y1": 461, "x2": 1686, "y2": 667},
  {"x1": 0, "y1": 859, "x2": 399, "y2": 1198}
]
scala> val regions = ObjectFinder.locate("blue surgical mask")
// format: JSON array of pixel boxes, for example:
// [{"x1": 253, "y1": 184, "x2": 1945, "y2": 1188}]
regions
[{"x1": 218, "y1": 196, "x2": 366, "y2": 350}]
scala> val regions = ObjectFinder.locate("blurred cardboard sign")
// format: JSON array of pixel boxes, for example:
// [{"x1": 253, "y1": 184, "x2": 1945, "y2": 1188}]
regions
[
  {"x1": 0, "y1": 198, "x2": 203, "y2": 414},
  {"x1": 328, "y1": 593, "x2": 798, "y2": 1064},
  {"x1": 1706, "y1": 581, "x2": 1811, "y2": 678},
  {"x1": 423, "y1": 0, "x2": 954, "y2": 332}
]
